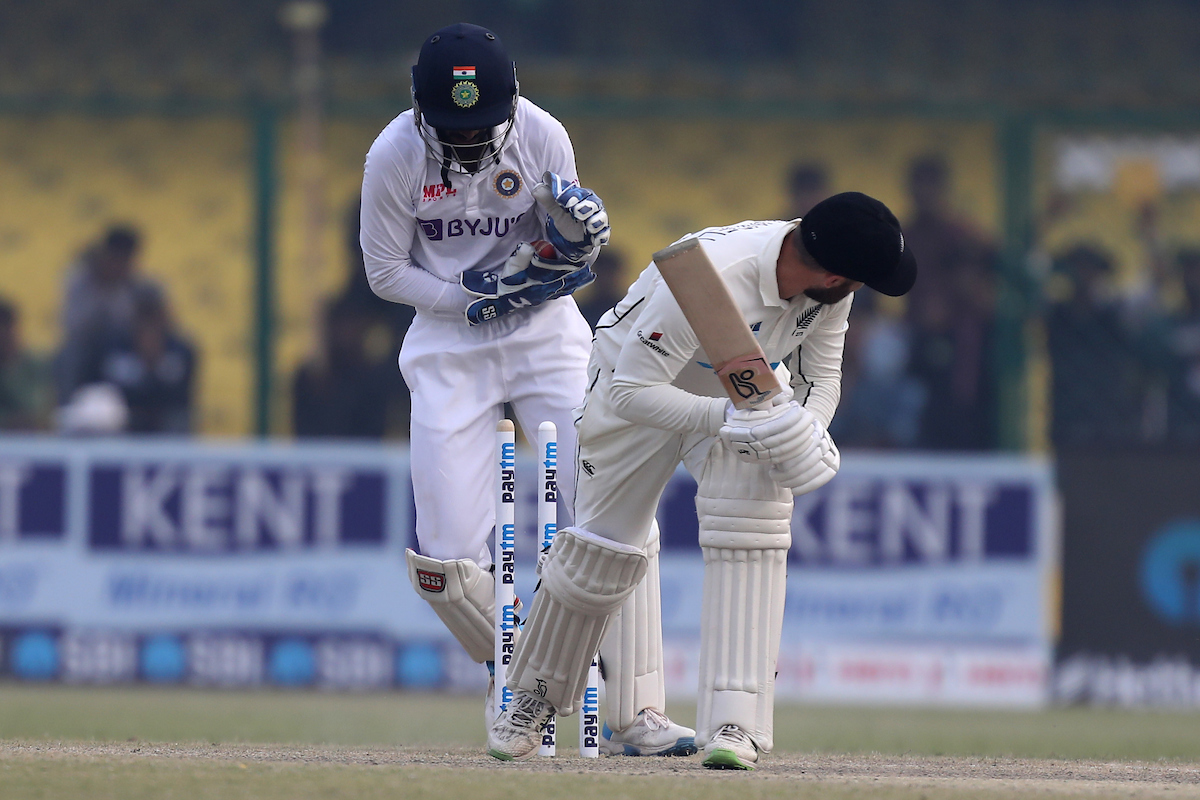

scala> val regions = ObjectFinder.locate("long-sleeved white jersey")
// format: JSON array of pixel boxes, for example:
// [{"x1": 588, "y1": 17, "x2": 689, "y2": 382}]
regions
[
  {"x1": 359, "y1": 97, "x2": 577, "y2": 320},
  {"x1": 592, "y1": 219, "x2": 851, "y2": 436}
]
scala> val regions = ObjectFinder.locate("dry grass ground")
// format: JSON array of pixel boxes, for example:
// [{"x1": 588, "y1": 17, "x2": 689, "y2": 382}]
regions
[{"x1": 2, "y1": 685, "x2": 1199, "y2": 799}]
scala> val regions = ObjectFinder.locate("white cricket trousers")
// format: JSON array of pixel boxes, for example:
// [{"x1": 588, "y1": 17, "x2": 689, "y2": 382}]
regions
[
  {"x1": 572, "y1": 358, "x2": 793, "y2": 751},
  {"x1": 400, "y1": 298, "x2": 592, "y2": 566}
]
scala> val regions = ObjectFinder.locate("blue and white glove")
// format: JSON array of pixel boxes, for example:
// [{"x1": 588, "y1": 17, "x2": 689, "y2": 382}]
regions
[
  {"x1": 464, "y1": 242, "x2": 595, "y2": 326},
  {"x1": 531, "y1": 171, "x2": 611, "y2": 262},
  {"x1": 461, "y1": 240, "x2": 577, "y2": 298}
]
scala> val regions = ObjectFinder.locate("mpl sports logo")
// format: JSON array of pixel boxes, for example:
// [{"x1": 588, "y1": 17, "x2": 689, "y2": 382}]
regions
[
  {"x1": 421, "y1": 184, "x2": 457, "y2": 202},
  {"x1": 415, "y1": 569, "x2": 446, "y2": 593}
]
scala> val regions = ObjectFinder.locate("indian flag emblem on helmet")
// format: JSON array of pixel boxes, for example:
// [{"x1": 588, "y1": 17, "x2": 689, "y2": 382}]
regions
[
  {"x1": 452, "y1": 81, "x2": 479, "y2": 108},
  {"x1": 452, "y1": 66, "x2": 476, "y2": 79}
]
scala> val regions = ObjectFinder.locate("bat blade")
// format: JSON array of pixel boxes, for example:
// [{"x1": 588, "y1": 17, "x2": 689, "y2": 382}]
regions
[{"x1": 652, "y1": 237, "x2": 782, "y2": 410}]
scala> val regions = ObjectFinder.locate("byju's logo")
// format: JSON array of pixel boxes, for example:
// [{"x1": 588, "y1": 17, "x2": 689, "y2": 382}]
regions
[
  {"x1": 417, "y1": 218, "x2": 444, "y2": 241},
  {"x1": 1140, "y1": 519, "x2": 1200, "y2": 625}
]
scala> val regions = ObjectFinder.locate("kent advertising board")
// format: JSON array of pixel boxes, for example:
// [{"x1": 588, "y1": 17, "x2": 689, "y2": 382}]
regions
[
  {"x1": 654, "y1": 454, "x2": 1058, "y2": 707},
  {"x1": 0, "y1": 437, "x2": 1056, "y2": 705}
]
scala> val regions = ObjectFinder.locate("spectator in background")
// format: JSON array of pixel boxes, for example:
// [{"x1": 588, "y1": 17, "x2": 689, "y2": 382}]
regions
[
  {"x1": 781, "y1": 160, "x2": 928, "y2": 448},
  {"x1": 903, "y1": 155, "x2": 998, "y2": 450},
  {"x1": 1045, "y1": 245, "x2": 1153, "y2": 449},
  {"x1": 100, "y1": 293, "x2": 196, "y2": 434},
  {"x1": 292, "y1": 296, "x2": 392, "y2": 439},
  {"x1": 786, "y1": 162, "x2": 830, "y2": 218},
  {"x1": 575, "y1": 248, "x2": 628, "y2": 329},
  {"x1": 1165, "y1": 249, "x2": 1200, "y2": 443},
  {"x1": 828, "y1": 291, "x2": 926, "y2": 448},
  {"x1": 58, "y1": 225, "x2": 164, "y2": 401},
  {"x1": 336, "y1": 195, "x2": 414, "y2": 437},
  {"x1": 0, "y1": 299, "x2": 52, "y2": 431}
]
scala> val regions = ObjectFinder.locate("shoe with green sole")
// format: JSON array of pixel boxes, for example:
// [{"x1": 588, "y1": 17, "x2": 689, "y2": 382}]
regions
[{"x1": 701, "y1": 724, "x2": 759, "y2": 770}]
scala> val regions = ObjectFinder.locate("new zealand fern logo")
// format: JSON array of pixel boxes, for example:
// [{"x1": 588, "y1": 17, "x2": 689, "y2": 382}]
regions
[{"x1": 792, "y1": 306, "x2": 822, "y2": 336}]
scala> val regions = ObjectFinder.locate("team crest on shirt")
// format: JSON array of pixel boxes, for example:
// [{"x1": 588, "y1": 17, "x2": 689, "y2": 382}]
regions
[
  {"x1": 791, "y1": 305, "x2": 822, "y2": 337},
  {"x1": 493, "y1": 170, "x2": 522, "y2": 198},
  {"x1": 452, "y1": 81, "x2": 479, "y2": 108}
]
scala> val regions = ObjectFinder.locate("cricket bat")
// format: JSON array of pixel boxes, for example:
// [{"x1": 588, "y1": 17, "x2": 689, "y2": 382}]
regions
[{"x1": 652, "y1": 237, "x2": 783, "y2": 410}]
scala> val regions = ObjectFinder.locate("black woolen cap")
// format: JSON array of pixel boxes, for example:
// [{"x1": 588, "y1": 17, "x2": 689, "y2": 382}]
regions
[
  {"x1": 799, "y1": 192, "x2": 918, "y2": 297},
  {"x1": 412, "y1": 23, "x2": 516, "y2": 130}
]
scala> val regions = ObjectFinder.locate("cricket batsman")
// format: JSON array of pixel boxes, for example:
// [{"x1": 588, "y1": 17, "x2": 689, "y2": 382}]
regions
[
  {"x1": 360, "y1": 23, "x2": 694, "y2": 755},
  {"x1": 488, "y1": 193, "x2": 918, "y2": 768}
]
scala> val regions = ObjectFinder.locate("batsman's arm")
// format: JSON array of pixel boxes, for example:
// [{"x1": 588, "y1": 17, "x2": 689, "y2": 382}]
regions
[
  {"x1": 788, "y1": 297, "x2": 851, "y2": 428},
  {"x1": 608, "y1": 281, "x2": 729, "y2": 435}
]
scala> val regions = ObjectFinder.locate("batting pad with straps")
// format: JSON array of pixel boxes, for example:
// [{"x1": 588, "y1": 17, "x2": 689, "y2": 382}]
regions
[
  {"x1": 694, "y1": 443, "x2": 792, "y2": 754},
  {"x1": 599, "y1": 519, "x2": 666, "y2": 733},
  {"x1": 508, "y1": 527, "x2": 647, "y2": 715},
  {"x1": 405, "y1": 549, "x2": 496, "y2": 664}
]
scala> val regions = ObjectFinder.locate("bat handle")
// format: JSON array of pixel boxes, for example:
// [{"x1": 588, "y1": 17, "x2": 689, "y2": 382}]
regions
[{"x1": 715, "y1": 354, "x2": 783, "y2": 411}]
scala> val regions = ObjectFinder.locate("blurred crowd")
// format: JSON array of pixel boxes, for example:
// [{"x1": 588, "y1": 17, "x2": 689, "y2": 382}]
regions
[
  {"x1": 2, "y1": 226, "x2": 196, "y2": 436},
  {"x1": 797, "y1": 153, "x2": 1200, "y2": 453},
  {"x1": 1037, "y1": 203, "x2": 1200, "y2": 451},
  {"x1": 3, "y1": 156, "x2": 1199, "y2": 451},
  {"x1": 796, "y1": 156, "x2": 1000, "y2": 451}
]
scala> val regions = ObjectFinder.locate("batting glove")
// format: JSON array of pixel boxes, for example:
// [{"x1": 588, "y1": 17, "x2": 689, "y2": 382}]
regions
[
  {"x1": 532, "y1": 170, "x2": 611, "y2": 262},
  {"x1": 720, "y1": 399, "x2": 818, "y2": 465},
  {"x1": 770, "y1": 422, "x2": 841, "y2": 496}
]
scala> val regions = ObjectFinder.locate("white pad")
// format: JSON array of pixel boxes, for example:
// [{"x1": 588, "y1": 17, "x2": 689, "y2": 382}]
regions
[
  {"x1": 599, "y1": 520, "x2": 665, "y2": 732},
  {"x1": 508, "y1": 527, "x2": 647, "y2": 715},
  {"x1": 693, "y1": 445, "x2": 792, "y2": 754},
  {"x1": 406, "y1": 548, "x2": 494, "y2": 664}
]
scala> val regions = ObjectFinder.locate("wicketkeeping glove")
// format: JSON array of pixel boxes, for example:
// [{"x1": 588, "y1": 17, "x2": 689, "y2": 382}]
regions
[
  {"x1": 465, "y1": 259, "x2": 595, "y2": 326},
  {"x1": 461, "y1": 241, "x2": 576, "y2": 298},
  {"x1": 532, "y1": 171, "x2": 611, "y2": 262}
]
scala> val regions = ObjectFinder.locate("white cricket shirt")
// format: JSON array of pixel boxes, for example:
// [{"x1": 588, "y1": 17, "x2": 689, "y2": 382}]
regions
[
  {"x1": 360, "y1": 97, "x2": 578, "y2": 319},
  {"x1": 593, "y1": 219, "x2": 851, "y2": 436}
]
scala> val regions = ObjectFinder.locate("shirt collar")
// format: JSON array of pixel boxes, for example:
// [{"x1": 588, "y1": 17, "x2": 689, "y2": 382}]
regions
[{"x1": 757, "y1": 219, "x2": 801, "y2": 310}]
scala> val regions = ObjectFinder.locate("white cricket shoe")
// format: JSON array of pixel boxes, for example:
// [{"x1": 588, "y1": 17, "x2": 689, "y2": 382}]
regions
[
  {"x1": 487, "y1": 691, "x2": 555, "y2": 761},
  {"x1": 599, "y1": 709, "x2": 697, "y2": 756},
  {"x1": 701, "y1": 724, "x2": 759, "y2": 770}
]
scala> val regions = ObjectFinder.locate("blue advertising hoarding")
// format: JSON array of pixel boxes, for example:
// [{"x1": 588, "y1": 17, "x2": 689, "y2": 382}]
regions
[{"x1": 0, "y1": 437, "x2": 1056, "y2": 704}]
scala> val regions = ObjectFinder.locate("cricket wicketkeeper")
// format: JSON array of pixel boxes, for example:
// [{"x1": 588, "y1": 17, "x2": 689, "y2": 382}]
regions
[{"x1": 488, "y1": 192, "x2": 918, "y2": 769}]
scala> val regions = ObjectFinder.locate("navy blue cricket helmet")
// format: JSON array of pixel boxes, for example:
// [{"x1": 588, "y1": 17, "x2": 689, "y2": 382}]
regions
[{"x1": 411, "y1": 23, "x2": 519, "y2": 176}]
